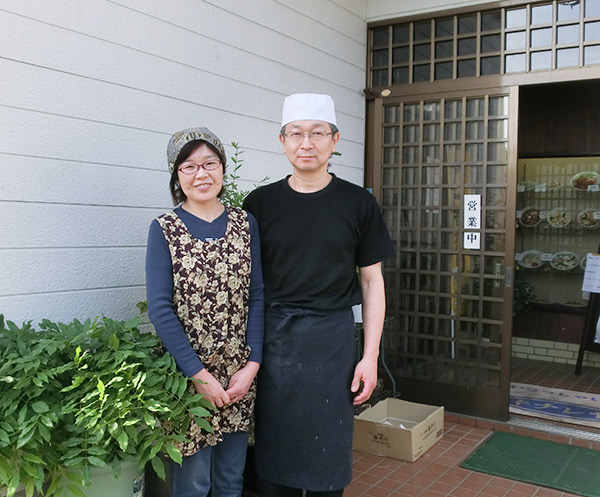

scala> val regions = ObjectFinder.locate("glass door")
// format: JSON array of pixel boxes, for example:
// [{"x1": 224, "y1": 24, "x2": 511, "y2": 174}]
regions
[{"x1": 372, "y1": 87, "x2": 517, "y2": 420}]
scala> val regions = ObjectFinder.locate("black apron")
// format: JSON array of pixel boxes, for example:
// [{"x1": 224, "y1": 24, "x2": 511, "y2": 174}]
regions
[{"x1": 254, "y1": 304, "x2": 356, "y2": 491}]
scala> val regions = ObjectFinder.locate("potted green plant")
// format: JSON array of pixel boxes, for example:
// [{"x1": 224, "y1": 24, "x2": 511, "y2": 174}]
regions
[
  {"x1": 513, "y1": 269, "x2": 536, "y2": 316},
  {"x1": 0, "y1": 312, "x2": 213, "y2": 497}
]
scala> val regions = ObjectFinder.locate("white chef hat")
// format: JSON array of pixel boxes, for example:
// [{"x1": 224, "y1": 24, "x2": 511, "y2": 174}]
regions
[{"x1": 281, "y1": 93, "x2": 338, "y2": 128}]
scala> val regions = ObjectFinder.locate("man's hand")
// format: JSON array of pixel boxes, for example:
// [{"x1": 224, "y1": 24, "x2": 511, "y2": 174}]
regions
[
  {"x1": 353, "y1": 262, "x2": 386, "y2": 406},
  {"x1": 351, "y1": 356, "x2": 378, "y2": 405}
]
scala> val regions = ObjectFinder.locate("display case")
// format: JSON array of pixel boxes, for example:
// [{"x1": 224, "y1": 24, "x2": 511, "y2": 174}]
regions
[{"x1": 515, "y1": 157, "x2": 600, "y2": 326}]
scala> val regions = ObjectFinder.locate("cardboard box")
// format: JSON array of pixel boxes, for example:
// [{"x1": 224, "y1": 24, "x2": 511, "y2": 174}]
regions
[{"x1": 353, "y1": 398, "x2": 444, "y2": 462}]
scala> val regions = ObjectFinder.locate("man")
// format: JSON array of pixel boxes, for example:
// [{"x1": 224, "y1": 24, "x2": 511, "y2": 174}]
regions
[{"x1": 243, "y1": 93, "x2": 394, "y2": 497}]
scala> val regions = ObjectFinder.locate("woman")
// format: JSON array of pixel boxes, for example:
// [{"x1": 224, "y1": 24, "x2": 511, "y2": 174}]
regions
[{"x1": 146, "y1": 127, "x2": 264, "y2": 497}]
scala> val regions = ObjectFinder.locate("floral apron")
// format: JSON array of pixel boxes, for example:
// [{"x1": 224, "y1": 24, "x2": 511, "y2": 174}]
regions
[{"x1": 156, "y1": 207, "x2": 255, "y2": 456}]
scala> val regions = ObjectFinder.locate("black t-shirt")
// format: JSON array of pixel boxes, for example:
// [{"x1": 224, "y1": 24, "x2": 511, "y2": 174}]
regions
[{"x1": 243, "y1": 174, "x2": 394, "y2": 310}]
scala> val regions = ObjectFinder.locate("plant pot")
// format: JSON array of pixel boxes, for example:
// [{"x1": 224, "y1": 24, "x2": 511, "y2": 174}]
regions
[
  {"x1": 1, "y1": 462, "x2": 143, "y2": 497},
  {"x1": 77, "y1": 462, "x2": 144, "y2": 497}
]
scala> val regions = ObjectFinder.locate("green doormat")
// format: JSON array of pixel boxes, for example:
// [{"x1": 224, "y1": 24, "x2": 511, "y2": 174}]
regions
[{"x1": 461, "y1": 432, "x2": 600, "y2": 497}]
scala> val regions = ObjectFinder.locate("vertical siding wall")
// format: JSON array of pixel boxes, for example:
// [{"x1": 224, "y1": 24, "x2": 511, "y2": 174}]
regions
[{"x1": 0, "y1": 0, "x2": 367, "y2": 325}]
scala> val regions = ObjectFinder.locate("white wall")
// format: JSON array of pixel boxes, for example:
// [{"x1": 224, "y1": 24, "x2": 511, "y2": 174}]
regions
[
  {"x1": 0, "y1": 0, "x2": 368, "y2": 325},
  {"x1": 367, "y1": 0, "x2": 498, "y2": 22}
]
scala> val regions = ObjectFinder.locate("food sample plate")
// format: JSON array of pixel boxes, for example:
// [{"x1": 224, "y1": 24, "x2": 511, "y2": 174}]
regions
[
  {"x1": 545, "y1": 180, "x2": 562, "y2": 190},
  {"x1": 550, "y1": 251, "x2": 580, "y2": 271},
  {"x1": 547, "y1": 207, "x2": 572, "y2": 228},
  {"x1": 518, "y1": 250, "x2": 545, "y2": 269},
  {"x1": 576, "y1": 209, "x2": 600, "y2": 228},
  {"x1": 517, "y1": 181, "x2": 536, "y2": 191},
  {"x1": 570, "y1": 171, "x2": 600, "y2": 191},
  {"x1": 519, "y1": 206, "x2": 541, "y2": 227}
]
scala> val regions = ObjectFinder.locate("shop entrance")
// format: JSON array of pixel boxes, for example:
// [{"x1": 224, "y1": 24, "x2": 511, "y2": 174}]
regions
[
  {"x1": 365, "y1": 0, "x2": 600, "y2": 424},
  {"x1": 371, "y1": 87, "x2": 517, "y2": 420},
  {"x1": 370, "y1": 80, "x2": 600, "y2": 423},
  {"x1": 510, "y1": 79, "x2": 600, "y2": 423}
]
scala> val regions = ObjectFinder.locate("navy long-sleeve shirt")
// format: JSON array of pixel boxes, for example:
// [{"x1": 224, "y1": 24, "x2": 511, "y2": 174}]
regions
[{"x1": 145, "y1": 206, "x2": 264, "y2": 377}]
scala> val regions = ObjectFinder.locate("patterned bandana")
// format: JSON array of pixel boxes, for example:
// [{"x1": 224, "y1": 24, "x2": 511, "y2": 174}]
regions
[{"x1": 167, "y1": 127, "x2": 227, "y2": 173}]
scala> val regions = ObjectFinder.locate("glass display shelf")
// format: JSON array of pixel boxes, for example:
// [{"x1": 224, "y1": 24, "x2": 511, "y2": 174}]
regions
[{"x1": 515, "y1": 157, "x2": 600, "y2": 308}]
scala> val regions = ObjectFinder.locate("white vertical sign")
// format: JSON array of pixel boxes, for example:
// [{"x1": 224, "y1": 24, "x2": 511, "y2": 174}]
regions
[
  {"x1": 463, "y1": 232, "x2": 481, "y2": 250},
  {"x1": 582, "y1": 253, "x2": 600, "y2": 294},
  {"x1": 463, "y1": 194, "x2": 481, "y2": 250},
  {"x1": 463, "y1": 194, "x2": 481, "y2": 229}
]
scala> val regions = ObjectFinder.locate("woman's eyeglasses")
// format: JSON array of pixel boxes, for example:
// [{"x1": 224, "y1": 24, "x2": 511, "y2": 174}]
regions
[{"x1": 178, "y1": 160, "x2": 222, "y2": 175}]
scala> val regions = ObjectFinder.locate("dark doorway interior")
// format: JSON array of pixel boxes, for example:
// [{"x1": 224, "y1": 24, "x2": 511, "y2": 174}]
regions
[
  {"x1": 513, "y1": 78, "x2": 600, "y2": 431},
  {"x1": 519, "y1": 79, "x2": 600, "y2": 158}
]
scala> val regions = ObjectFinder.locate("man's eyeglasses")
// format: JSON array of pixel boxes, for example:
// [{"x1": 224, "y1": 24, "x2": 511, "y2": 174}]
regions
[
  {"x1": 283, "y1": 131, "x2": 332, "y2": 144},
  {"x1": 178, "y1": 160, "x2": 222, "y2": 175}
]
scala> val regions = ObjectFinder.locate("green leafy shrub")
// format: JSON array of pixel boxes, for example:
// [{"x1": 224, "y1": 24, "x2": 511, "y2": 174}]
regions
[
  {"x1": 221, "y1": 142, "x2": 269, "y2": 208},
  {"x1": 0, "y1": 314, "x2": 213, "y2": 497}
]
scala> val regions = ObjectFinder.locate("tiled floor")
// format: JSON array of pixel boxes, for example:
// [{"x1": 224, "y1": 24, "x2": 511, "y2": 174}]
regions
[
  {"x1": 511, "y1": 357, "x2": 600, "y2": 394},
  {"x1": 349, "y1": 418, "x2": 584, "y2": 497},
  {"x1": 346, "y1": 358, "x2": 600, "y2": 497}
]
